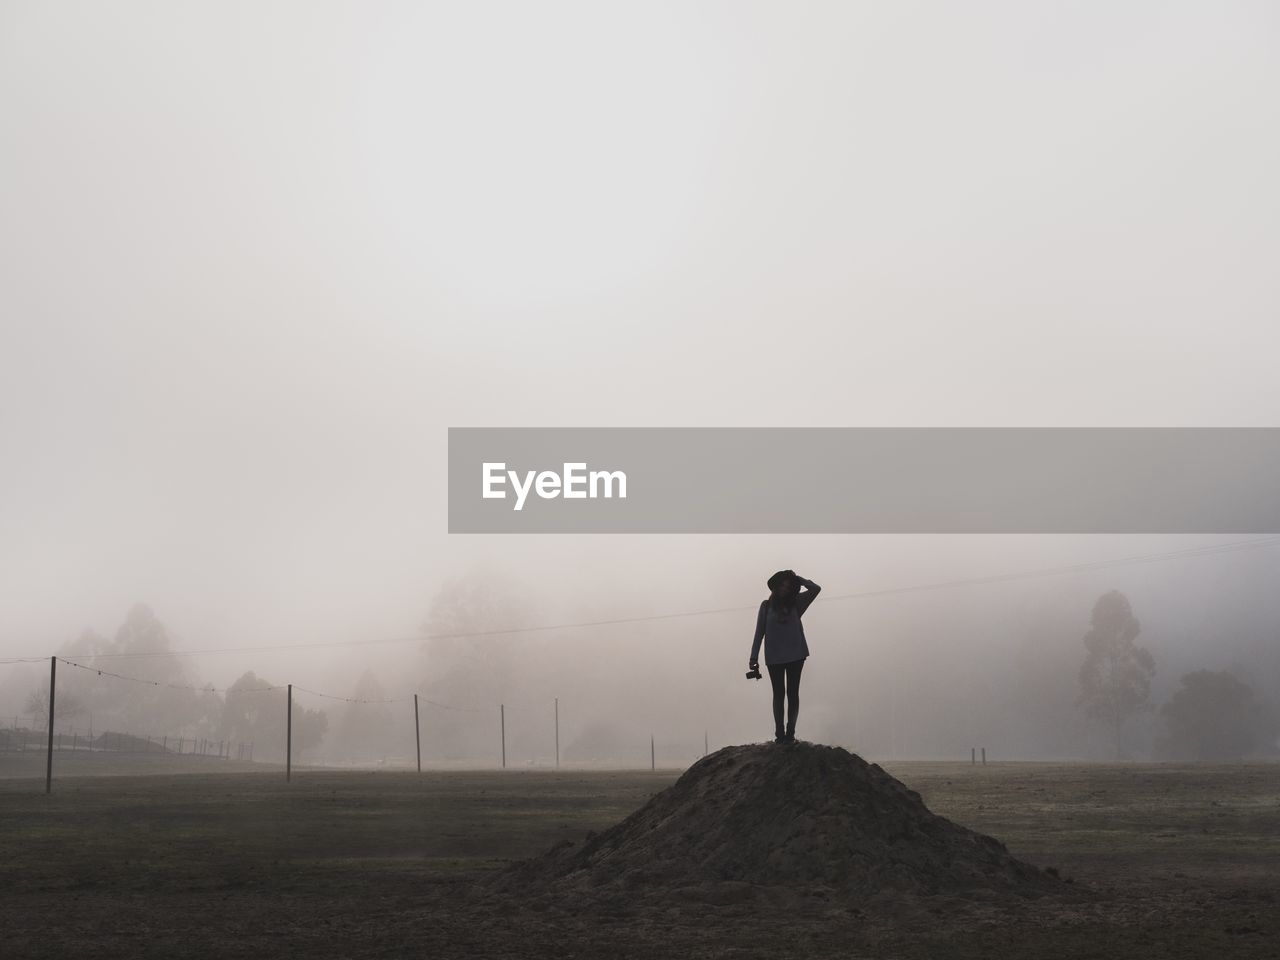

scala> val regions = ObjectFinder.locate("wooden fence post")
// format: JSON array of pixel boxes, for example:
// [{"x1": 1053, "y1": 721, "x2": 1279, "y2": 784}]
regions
[
  {"x1": 500, "y1": 704, "x2": 506, "y2": 769},
  {"x1": 286, "y1": 684, "x2": 293, "y2": 782},
  {"x1": 45, "y1": 656, "x2": 56, "y2": 794},
  {"x1": 414, "y1": 694, "x2": 421, "y2": 774}
]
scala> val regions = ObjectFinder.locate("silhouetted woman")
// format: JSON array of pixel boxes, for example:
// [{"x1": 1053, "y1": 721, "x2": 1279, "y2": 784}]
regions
[{"x1": 749, "y1": 570, "x2": 821, "y2": 743}]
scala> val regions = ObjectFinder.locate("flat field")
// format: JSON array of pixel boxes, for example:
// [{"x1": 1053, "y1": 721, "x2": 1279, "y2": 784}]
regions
[{"x1": 1, "y1": 752, "x2": 1276, "y2": 958}]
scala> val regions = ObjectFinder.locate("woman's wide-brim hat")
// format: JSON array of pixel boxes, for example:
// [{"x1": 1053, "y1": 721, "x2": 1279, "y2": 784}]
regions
[{"x1": 767, "y1": 569, "x2": 797, "y2": 592}]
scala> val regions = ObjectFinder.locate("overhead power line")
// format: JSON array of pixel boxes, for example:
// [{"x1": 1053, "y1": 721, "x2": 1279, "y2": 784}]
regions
[
  {"x1": 57, "y1": 657, "x2": 279, "y2": 695},
  {"x1": 291, "y1": 684, "x2": 410, "y2": 705},
  {"x1": 48, "y1": 657, "x2": 483, "y2": 712},
  {"x1": 9, "y1": 535, "x2": 1280, "y2": 663}
]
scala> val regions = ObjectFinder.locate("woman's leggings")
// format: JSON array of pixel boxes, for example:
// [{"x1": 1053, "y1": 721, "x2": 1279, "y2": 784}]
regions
[{"x1": 766, "y1": 659, "x2": 805, "y2": 737}]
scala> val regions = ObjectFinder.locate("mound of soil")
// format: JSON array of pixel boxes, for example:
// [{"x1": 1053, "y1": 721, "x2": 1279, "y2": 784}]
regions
[{"x1": 494, "y1": 742, "x2": 1059, "y2": 904}]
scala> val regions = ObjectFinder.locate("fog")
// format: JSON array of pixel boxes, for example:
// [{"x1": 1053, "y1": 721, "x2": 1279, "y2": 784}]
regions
[{"x1": 2, "y1": 2, "x2": 1278, "y2": 764}]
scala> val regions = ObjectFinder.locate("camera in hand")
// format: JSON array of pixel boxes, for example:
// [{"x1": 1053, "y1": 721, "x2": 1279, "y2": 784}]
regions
[{"x1": 745, "y1": 667, "x2": 761, "y2": 680}]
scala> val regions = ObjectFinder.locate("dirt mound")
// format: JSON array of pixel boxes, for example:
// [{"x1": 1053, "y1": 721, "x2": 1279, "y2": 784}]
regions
[{"x1": 494, "y1": 742, "x2": 1059, "y2": 904}]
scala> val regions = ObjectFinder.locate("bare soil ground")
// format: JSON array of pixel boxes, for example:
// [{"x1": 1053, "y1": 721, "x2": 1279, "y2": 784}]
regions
[
  {"x1": 494, "y1": 743, "x2": 1063, "y2": 903},
  {"x1": 1, "y1": 750, "x2": 1276, "y2": 958}
]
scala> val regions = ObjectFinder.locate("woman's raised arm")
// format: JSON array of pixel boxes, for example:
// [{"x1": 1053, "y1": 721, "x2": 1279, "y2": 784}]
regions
[{"x1": 795, "y1": 577, "x2": 821, "y2": 616}]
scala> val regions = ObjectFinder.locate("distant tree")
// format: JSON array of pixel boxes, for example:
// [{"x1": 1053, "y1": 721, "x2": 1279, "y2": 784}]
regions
[
  {"x1": 52, "y1": 606, "x2": 217, "y2": 737},
  {"x1": 1160, "y1": 670, "x2": 1278, "y2": 760},
  {"x1": 24, "y1": 685, "x2": 86, "y2": 727},
  {"x1": 1077, "y1": 591, "x2": 1156, "y2": 758},
  {"x1": 418, "y1": 569, "x2": 535, "y2": 759},
  {"x1": 329, "y1": 670, "x2": 396, "y2": 761},
  {"x1": 421, "y1": 569, "x2": 533, "y2": 673},
  {"x1": 220, "y1": 672, "x2": 328, "y2": 760}
]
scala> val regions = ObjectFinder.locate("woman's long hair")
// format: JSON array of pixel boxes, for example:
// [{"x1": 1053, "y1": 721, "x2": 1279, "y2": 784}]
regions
[{"x1": 767, "y1": 570, "x2": 800, "y2": 618}]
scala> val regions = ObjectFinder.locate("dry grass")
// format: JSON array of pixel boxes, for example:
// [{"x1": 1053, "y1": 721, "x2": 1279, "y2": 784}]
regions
[{"x1": 1, "y1": 752, "x2": 1276, "y2": 958}]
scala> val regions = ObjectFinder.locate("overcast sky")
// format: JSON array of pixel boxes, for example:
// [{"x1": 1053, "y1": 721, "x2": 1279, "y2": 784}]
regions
[{"x1": 1, "y1": 2, "x2": 1277, "y2": 684}]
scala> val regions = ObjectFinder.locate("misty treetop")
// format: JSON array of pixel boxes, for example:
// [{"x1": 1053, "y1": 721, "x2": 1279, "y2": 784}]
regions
[
  {"x1": 221, "y1": 671, "x2": 327, "y2": 758},
  {"x1": 38, "y1": 604, "x2": 222, "y2": 738}
]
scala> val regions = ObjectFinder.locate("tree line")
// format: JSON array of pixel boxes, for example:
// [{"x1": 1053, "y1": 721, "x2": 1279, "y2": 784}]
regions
[
  {"x1": 1077, "y1": 590, "x2": 1279, "y2": 759},
  {"x1": 19, "y1": 604, "x2": 329, "y2": 758}
]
